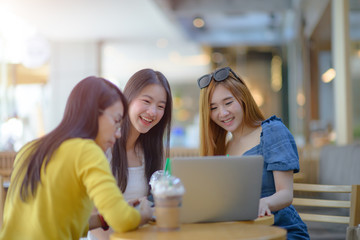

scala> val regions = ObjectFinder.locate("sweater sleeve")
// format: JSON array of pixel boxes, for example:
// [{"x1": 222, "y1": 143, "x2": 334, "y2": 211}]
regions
[{"x1": 75, "y1": 140, "x2": 141, "y2": 232}]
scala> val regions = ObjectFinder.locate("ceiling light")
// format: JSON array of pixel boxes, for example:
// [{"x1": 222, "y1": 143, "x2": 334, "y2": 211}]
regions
[
  {"x1": 193, "y1": 17, "x2": 205, "y2": 28},
  {"x1": 271, "y1": 55, "x2": 282, "y2": 92},
  {"x1": 321, "y1": 68, "x2": 336, "y2": 83}
]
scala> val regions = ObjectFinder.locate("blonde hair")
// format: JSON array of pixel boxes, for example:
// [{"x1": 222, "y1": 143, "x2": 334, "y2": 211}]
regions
[{"x1": 199, "y1": 73, "x2": 265, "y2": 156}]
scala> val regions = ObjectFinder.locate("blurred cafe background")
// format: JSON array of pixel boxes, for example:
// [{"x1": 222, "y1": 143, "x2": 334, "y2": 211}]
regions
[{"x1": 1, "y1": 0, "x2": 360, "y2": 151}]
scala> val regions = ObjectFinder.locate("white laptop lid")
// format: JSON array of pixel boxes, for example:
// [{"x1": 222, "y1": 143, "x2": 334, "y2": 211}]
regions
[{"x1": 171, "y1": 155, "x2": 264, "y2": 223}]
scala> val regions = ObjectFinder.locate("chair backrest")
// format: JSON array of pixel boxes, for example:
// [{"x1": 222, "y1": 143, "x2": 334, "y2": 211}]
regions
[
  {"x1": 319, "y1": 144, "x2": 360, "y2": 186},
  {"x1": 169, "y1": 148, "x2": 199, "y2": 158},
  {"x1": 293, "y1": 183, "x2": 360, "y2": 227},
  {"x1": 0, "y1": 152, "x2": 16, "y2": 227},
  {"x1": 0, "y1": 151, "x2": 16, "y2": 177}
]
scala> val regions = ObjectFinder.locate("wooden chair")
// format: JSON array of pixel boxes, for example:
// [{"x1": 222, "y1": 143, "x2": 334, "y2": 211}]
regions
[
  {"x1": 169, "y1": 148, "x2": 199, "y2": 158},
  {"x1": 293, "y1": 183, "x2": 360, "y2": 226},
  {"x1": 297, "y1": 145, "x2": 322, "y2": 184},
  {"x1": 0, "y1": 151, "x2": 16, "y2": 177},
  {"x1": 0, "y1": 151, "x2": 16, "y2": 227}
]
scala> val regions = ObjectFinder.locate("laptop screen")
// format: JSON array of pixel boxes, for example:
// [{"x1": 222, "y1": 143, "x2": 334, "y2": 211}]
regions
[{"x1": 171, "y1": 155, "x2": 264, "y2": 223}]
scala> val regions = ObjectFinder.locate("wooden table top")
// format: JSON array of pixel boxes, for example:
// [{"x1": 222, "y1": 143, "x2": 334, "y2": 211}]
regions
[
  {"x1": 110, "y1": 216, "x2": 286, "y2": 240},
  {"x1": 243, "y1": 214, "x2": 274, "y2": 225}
]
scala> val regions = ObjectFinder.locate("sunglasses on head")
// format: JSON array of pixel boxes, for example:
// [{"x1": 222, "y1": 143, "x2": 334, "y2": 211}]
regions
[{"x1": 197, "y1": 67, "x2": 242, "y2": 89}]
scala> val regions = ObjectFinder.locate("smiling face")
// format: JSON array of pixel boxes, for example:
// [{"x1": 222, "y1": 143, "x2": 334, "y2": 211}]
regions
[
  {"x1": 210, "y1": 84, "x2": 244, "y2": 133},
  {"x1": 128, "y1": 84, "x2": 167, "y2": 134},
  {"x1": 95, "y1": 100, "x2": 124, "y2": 151}
]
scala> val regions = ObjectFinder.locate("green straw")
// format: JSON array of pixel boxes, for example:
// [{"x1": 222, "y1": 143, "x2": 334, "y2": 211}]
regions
[{"x1": 164, "y1": 158, "x2": 172, "y2": 176}]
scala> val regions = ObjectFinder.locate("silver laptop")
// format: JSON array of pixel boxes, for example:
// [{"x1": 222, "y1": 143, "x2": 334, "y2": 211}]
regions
[{"x1": 171, "y1": 155, "x2": 263, "y2": 223}]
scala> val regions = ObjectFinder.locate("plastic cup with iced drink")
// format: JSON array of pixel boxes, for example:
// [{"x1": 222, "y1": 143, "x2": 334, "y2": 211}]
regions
[{"x1": 150, "y1": 171, "x2": 185, "y2": 231}]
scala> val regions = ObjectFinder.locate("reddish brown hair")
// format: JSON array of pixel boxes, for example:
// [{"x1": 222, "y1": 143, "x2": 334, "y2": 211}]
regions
[
  {"x1": 13, "y1": 76, "x2": 128, "y2": 201},
  {"x1": 199, "y1": 70, "x2": 264, "y2": 156}
]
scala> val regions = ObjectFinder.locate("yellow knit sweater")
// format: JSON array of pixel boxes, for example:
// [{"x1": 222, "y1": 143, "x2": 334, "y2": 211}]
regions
[{"x1": 0, "y1": 138, "x2": 140, "y2": 240}]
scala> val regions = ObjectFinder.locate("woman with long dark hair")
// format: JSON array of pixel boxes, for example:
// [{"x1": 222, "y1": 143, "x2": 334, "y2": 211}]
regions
[
  {"x1": 0, "y1": 76, "x2": 152, "y2": 240},
  {"x1": 89, "y1": 69, "x2": 172, "y2": 239},
  {"x1": 112, "y1": 68, "x2": 172, "y2": 197}
]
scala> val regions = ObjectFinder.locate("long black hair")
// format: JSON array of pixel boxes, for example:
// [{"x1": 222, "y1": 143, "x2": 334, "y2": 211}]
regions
[{"x1": 112, "y1": 69, "x2": 172, "y2": 193}]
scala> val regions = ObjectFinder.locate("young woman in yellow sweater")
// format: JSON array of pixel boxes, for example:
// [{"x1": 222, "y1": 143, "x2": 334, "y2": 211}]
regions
[{"x1": 0, "y1": 76, "x2": 152, "y2": 240}]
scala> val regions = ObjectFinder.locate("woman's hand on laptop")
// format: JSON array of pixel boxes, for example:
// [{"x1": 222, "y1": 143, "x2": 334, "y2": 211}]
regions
[
  {"x1": 258, "y1": 198, "x2": 271, "y2": 217},
  {"x1": 138, "y1": 197, "x2": 154, "y2": 226},
  {"x1": 258, "y1": 170, "x2": 294, "y2": 218}
]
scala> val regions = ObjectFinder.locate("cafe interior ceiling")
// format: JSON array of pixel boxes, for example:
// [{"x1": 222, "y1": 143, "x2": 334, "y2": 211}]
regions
[
  {"x1": 2, "y1": 0, "x2": 360, "y2": 84},
  {"x1": 153, "y1": 0, "x2": 360, "y2": 47},
  {"x1": 2, "y1": 0, "x2": 360, "y2": 46}
]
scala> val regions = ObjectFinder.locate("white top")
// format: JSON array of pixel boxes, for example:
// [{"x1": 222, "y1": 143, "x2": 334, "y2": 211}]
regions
[
  {"x1": 123, "y1": 162, "x2": 148, "y2": 201},
  {"x1": 106, "y1": 148, "x2": 148, "y2": 201}
]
